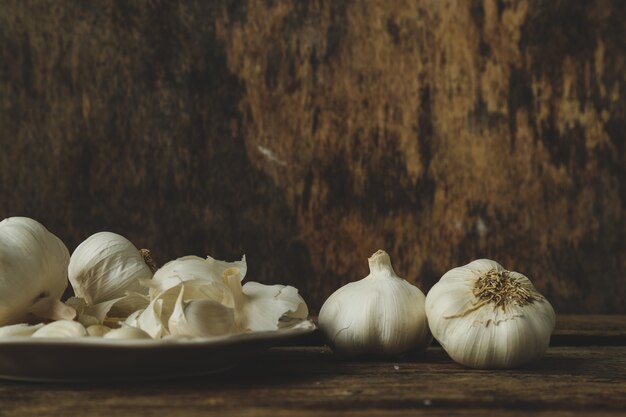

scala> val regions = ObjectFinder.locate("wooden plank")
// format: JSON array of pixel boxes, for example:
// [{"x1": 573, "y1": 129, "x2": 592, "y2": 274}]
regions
[
  {"x1": 552, "y1": 315, "x2": 626, "y2": 346},
  {"x1": 556, "y1": 315, "x2": 626, "y2": 337},
  {"x1": 0, "y1": 346, "x2": 624, "y2": 416}
]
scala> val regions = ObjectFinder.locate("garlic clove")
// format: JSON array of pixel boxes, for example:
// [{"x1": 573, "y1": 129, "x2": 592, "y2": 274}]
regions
[
  {"x1": 224, "y1": 269, "x2": 308, "y2": 332},
  {"x1": 206, "y1": 254, "x2": 247, "y2": 282},
  {"x1": 129, "y1": 279, "x2": 235, "y2": 339},
  {"x1": 128, "y1": 298, "x2": 165, "y2": 339},
  {"x1": 66, "y1": 291, "x2": 150, "y2": 326},
  {"x1": 68, "y1": 232, "x2": 153, "y2": 305},
  {"x1": 86, "y1": 324, "x2": 112, "y2": 337},
  {"x1": 32, "y1": 320, "x2": 87, "y2": 338},
  {"x1": 319, "y1": 250, "x2": 431, "y2": 357},
  {"x1": 107, "y1": 291, "x2": 150, "y2": 318},
  {"x1": 0, "y1": 323, "x2": 45, "y2": 337},
  {"x1": 168, "y1": 286, "x2": 235, "y2": 337},
  {"x1": 103, "y1": 326, "x2": 152, "y2": 339}
]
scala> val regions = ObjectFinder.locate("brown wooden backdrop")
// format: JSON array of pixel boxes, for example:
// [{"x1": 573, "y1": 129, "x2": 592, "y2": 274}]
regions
[{"x1": 0, "y1": 0, "x2": 624, "y2": 313}]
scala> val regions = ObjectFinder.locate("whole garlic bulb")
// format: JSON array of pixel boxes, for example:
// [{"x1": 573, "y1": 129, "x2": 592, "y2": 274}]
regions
[
  {"x1": 68, "y1": 232, "x2": 155, "y2": 305},
  {"x1": 319, "y1": 250, "x2": 431, "y2": 357},
  {"x1": 0, "y1": 217, "x2": 71, "y2": 325},
  {"x1": 425, "y1": 259, "x2": 555, "y2": 369}
]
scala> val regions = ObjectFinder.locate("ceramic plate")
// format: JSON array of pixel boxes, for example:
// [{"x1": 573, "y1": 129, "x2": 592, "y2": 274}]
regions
[{"x1": 0, "y1": 321, "x2": 316, "y2": 382}]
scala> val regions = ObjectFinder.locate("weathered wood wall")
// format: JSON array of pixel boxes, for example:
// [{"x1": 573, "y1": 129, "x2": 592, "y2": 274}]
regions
[{"x1": 0, "y1": 0, "x2": 624, "y2": 313}]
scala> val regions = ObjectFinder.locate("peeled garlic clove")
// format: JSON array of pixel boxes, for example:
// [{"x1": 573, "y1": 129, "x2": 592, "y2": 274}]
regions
[
  {"x1": 319, "y1": 250, "x2": 431, "y2": 357},
  {"x1": 103, "y1": 326, "x2": 152, "y2": 339},
  {"x1": 0, "y1": 217, "x2": 70, "y2": 325},
  {"x1": 68, "y1": 232, "x2": 153, "y2": 305},
  {"x1": 0, "y1": 323, "x2": 45, "y2": 337},
  {"x1": 425, "y1": 259, "x2": 556, "y2": 369},
  {"x1": 86, "y1": 324, "x2": 112, "y2": 337},
  {"x1": 225, "y1": 269, "x2": 309, "y2": 332},
  {"x1": 146, "y1": 255, "x2": 245, "y2": 297},
  {"x1": 168, "y1": 286, "x2": 235, "y2": 337},
  {"x1": 32, "y1": 320, "x2": 87, "y2": 338}
]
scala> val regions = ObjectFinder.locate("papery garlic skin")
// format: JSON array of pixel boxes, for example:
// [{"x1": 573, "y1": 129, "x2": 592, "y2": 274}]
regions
[
  {"x1": 319, "y1": 250, "x2": 431, "y2": 357},
  {"x1": 68, "y1": 232, "x2": 153, "y2": 305},
  {"x1": 86, "y1": 324, "x2": 111, "y2": 337},
  {"x1": 224, "y1": 269, "x2": 309, "y2": 332},
  {"x1": 129, "y1": 255, "x2": 309, "y2": 338},
  {"x1": 147, "y1": 255, "x2": 245, "y2": 299},
  {"x1": 0, "y1": 217, "x2": 70, "y2": 325},
  {"x1": 168, "y1": 287, "x2": 236, "y2": 337},
  {"x1": 425, "y1": 259, "x2": 556, "y2": 369}
]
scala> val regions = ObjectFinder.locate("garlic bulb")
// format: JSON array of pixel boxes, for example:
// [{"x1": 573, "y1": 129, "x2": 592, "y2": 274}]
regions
[
  {"x1": 425, "y1": 259, "x2": 556, "y2": 369},
  {"x1": 32, "y1": 320, "x2": 87, "y2": 338},
  {"x1": 69, "y1": 232, "x2": 155, "y2": 305},
  {"x1": 319, "y1": 250, "x2": 431, "y2": 357},
  {"x1": 0, "y1": 217, "x2": 72, "y2": 325}
]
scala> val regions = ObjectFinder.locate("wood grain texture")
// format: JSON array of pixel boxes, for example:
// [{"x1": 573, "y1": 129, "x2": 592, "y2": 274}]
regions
[
  {"x1": 0, "y1": 346, "x2": 625, "y2": 416},
  {"x1": 0, "y1": 0, "x2": 624, "y2": 312}
]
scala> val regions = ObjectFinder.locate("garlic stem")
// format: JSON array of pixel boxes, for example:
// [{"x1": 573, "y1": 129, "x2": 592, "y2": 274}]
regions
[
  {"x1": 367, "y1": 250, "x2": 396, "y2": 276},
  {"x1": 140, "y1": 249, "x2": 158, "y2": 273}
]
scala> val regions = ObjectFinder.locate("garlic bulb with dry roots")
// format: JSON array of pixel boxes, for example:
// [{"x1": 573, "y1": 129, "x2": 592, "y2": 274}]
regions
[
  {"x1": 0, "y1": 217, "x2": 73, "y2": 325},
  {"x1": 319, "y1": 250, "x2": 431, "y2": 357},
  {"x1": 425, "y1": 259, "x2": 555, "y2": 369}
]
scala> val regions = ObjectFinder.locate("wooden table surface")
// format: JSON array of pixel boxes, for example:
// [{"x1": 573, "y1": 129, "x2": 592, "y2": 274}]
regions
[{"x1": 0, "y1": 315, "x2": 624, "y2": 417}]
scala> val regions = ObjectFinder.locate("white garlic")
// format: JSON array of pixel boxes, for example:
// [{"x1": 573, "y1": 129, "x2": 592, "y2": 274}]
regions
[
  {"x1": 66, "y1": 292, "x2": 150, "y2": 326},
  {"x1": 168, "y1": 286, "x2": 236, "y2": 337},
  {"x1": 68, "y1": 232, "x2": 155, "y2": 305},
  {"x1": 146, "y1": 255, "x2": 245, "y2": 299},
  {"x1": 32, "y1": 320, "x2": 87, "y2": 338},
  {"x1": 0, "y1": 323, "x2": 44, "y2": 337},
  {"x1": 0, "y1": 217, "x2": 73, "y2": 325},
  {"x1": 319, "y1": 250, "x2": 431, "y2": 357},
  {"x1": 224, "y1": 269, "x2": 309, "y2": 332},
  {"x1": 86, "y1": 324, "x2": 111, "y2": 337},
  {"x1": 425, "y1": 259, "x2": 556, "y2": 369},
  {"x1": 103, "y1": 327, "x2": 152, "y2": 340},
  {"x1": 128, "y1": 255, "x2": 308, "y2": 338}
]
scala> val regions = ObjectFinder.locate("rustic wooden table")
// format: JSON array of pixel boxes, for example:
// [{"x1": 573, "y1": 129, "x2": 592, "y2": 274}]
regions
[{"x1": 0, "y1": 316, "x2": 624, "y2": 416}]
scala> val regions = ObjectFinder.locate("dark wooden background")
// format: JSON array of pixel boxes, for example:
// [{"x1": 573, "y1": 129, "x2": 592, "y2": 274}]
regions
[{"x1": 0, "y1": 0, "x2": 624, "y2": 313}]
